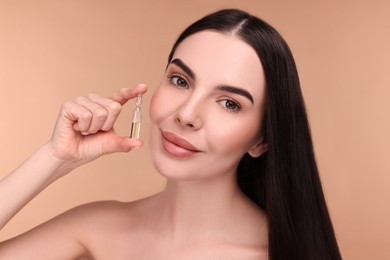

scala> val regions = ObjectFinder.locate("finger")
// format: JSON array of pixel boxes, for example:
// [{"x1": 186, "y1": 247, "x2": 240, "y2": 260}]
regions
[
  {"x1": 110, "y1": 84, "x2": 147, "y2": 105},
  {"x1": 61, "y1": 100, "x2": 93, "y2": 132},
  {"x1": 102, "y1": 136, "x2": 143, "y2": 154},
  {"x1": 73, "y1": 96, "x2": 108, "y2": 134},
  {"x1": 86, "y1": 94, "x2": 122, "y2": 131}
]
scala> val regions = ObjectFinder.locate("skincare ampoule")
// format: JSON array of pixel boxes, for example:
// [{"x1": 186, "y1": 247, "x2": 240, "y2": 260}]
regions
[{"x1": 130, "y1": 94, "x2": 142, "y2": 139}]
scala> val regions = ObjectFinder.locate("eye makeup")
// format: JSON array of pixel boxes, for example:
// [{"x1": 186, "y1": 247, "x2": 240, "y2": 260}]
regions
[
  {"x1": 217, "y1": 98, "x2": 242, "y2": 113},
  {"x1": 167, "y1": 73, "x2": 190, "y2": 88},
  {"x1": 130, "y1": 94, "x2": 142, "y2": 139}
]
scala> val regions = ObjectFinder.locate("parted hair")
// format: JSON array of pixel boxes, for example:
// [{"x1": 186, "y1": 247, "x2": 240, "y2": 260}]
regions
[{"x1": 167, "y1": 9, "x2": 342, "y2": 260}]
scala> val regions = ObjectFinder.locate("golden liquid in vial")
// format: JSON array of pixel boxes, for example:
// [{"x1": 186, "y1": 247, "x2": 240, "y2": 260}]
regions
[{"x1": 130, "y1": 122, "x2": 141, "y2": 139}]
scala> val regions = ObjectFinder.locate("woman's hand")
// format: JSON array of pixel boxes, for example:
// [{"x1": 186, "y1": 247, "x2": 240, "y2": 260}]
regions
[
  {"x1": 48, "y1": 84, "x2": 147, "y2": 165},
  {"x1": 0, "y1": 84, "x2": 147, "y2": 232}
]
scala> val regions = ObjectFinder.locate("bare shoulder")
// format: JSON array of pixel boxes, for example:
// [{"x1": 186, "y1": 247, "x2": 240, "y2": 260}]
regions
[
  {"x1": 0, "y1": 200, "x2": 125, "y2": 259},
  {"x1": 70, "y1": 197, "x2": 157, "y2": 258},
  {"x1": 62, "y1": 197, "x2": 153, "y2": 238},
  {"x1": 62, "y1": 194, "x2": 155, "y2": 221},
  {"x1": 0, "y1": 198, "x2": 152, "y2": 259},
  {"x1": 65, "y1": 199, "x2": 134, "y2": 220}
]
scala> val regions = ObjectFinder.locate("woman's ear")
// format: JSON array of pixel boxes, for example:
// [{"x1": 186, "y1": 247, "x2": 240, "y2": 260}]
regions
[{"x1": 248, "y1": 140, "x2": 268, "y2": 158}]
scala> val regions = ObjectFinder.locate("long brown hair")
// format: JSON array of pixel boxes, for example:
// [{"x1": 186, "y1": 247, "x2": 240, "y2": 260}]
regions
[{"x1": 167, "y1": 9, "x2": 341, "y2": 260}]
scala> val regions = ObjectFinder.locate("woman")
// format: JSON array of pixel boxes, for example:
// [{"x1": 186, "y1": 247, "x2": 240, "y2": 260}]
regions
[{"x1": 0, "y1": 9, "x2": 341, "y2": 259}]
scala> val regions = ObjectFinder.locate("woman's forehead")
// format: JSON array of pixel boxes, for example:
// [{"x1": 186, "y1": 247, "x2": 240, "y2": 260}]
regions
[
  {"x1": 173, "y1": 30, "x2": 259, "y2": 63},
  {"x1": 171, "y1": 31, "x2": 265, "y2": 99}
]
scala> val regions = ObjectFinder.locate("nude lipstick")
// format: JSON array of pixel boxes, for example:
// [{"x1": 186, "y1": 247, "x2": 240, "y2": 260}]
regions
[{"x1": 161, "y1": 131, "x2": 201, "y2": 158}]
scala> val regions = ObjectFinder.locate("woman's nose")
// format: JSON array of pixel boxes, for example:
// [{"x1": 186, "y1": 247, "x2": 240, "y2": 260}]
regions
[
  {"x1": 174, "y1": 115, "x2": 201, "y2": 130},
  {"x1": 174, "y1": 97, "x2": 203, "y2": 130}
]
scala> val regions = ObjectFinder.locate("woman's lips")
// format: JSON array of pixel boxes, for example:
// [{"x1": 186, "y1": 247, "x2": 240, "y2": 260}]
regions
[{"x1": 161, "y1": 131, "x2": 201, "y2": 158}]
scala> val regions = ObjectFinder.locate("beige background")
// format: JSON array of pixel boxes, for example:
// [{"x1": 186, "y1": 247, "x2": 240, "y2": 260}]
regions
[{"x1": 1, "y1": 0, "x2": 389, "y2": 259}]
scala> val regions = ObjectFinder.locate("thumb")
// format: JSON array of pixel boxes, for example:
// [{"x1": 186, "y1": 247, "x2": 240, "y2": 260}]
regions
[
  {"x1": 110, "y1": 84, "x2": 147, "y2": 106},
  {"x1": 102, "y1": 136, "x2": 143, "y2": 154}
]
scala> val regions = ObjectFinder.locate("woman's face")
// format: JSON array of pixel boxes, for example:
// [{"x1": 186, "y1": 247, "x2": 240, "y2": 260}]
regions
[{"x1": 149, "y1": 31, "x2": 266, "y2": 181}]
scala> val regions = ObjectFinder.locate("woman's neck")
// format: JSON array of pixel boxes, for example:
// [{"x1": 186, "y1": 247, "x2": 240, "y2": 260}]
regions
[{"x1": 150, "y1": 172, "x2": 258, "y2": 240}]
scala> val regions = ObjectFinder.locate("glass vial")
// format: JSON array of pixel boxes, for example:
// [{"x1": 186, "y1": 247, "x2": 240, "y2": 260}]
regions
[{"x1": 130, "y1": 94, "x2": 142, "y2": 139}]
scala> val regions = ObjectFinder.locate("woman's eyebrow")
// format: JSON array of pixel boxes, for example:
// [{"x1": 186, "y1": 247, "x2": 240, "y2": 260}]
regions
[
  {"x1": 217, "y1": 85, "x2": 254, "y2": 104},
  {"x1": 169, "y1": 58, "x2": 253, "y2": 104},
  {"x1": 169, "y1": 58, "x2": 196, "y2": 80}
]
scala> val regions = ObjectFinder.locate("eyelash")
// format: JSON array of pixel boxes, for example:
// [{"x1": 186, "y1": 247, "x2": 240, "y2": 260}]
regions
[
  {"x1": 167, "y1": 72, "x2": 242, "y2": 113},
  {"x1": 167, "y1": 73, "x2": 189, "y2": 89},
  {"x1": 217, "y1": 98, "x2": 242, "y2": 113}
]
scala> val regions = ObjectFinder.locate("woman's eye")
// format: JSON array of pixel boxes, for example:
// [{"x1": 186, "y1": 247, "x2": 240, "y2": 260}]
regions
[
  {"x1": 168, "y1": 74, "x2": 189, "y2": 88},
  {"x1": 218, "y1": 99, "x2": 242, "y2": 113}
]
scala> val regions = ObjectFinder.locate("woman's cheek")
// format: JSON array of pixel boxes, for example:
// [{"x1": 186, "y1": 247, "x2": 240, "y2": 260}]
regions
[
  {"x1": 149, "y1": 90, "x2": 159, "y2": 122},
  {"x1": 210, "y1": 113, "x2": 262, "y2": 155},
  {"x1": 149, "y1": 87, "x2": 170, "y2": 122},
  {"x1": 150, "y1": 85, "x2": 189, "y2": 123}
]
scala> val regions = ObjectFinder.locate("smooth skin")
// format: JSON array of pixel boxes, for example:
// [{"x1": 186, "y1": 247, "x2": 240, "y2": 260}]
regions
[{"x1": 0, "y1": 31, "x2": 268, "y2": 259}]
